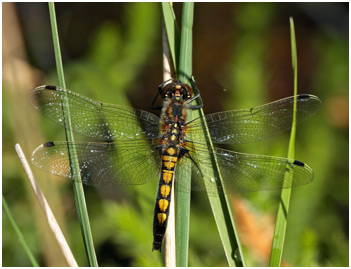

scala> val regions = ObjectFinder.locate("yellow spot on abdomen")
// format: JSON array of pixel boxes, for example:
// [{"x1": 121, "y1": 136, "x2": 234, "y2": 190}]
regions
[
  {"x1": 170, "y1": 135, "x2": 177, "y2": 141},
  {"x1": 157, "y1": 213, "x2": 167, "y2": 224},
  {"x1": 162, "y1": 171, "x2": 173, "y2": 183},
  {"x1": 166, "y1": 147, "x2": 176, "y2": 156},
  {"x1": 163, "y1": 161, "x2": 175, "y2": 170},
  {"x1": 160, "y1": 185, "x2": 171, "y2": 198},
  {"x1": 162, "y1": 155, "x2": 178, "y2": 162},
  {"x1": 159, "y1": 199, "x2": 169, "y2": 212}
]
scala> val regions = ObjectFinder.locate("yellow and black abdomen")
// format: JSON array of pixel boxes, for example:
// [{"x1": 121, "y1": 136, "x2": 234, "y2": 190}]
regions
[
  {"x1": 152, "y1": 146, "x2": 179, "y2": 251},
  {"x1": 152, "y1": 98, "x2": 188, "y2": 251}
]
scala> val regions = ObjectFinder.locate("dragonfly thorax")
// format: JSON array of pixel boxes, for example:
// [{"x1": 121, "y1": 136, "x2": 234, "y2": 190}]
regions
[{"x1": 161, "y1": 121, "x2": 186, "y2": 146}]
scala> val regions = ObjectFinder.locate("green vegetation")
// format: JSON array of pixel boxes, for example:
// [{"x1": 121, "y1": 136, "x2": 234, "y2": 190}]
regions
[
  {"x1": 48, "y1": 3, "x2": 98, "y2": 266},
  {"x1": 269, "y1": 17, "x2": 298, "y2": 266}
]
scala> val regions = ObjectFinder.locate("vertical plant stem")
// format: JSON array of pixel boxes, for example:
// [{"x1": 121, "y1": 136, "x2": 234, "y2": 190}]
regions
[
  {"x1": 175, "y1": 3, "x2": 194, "y2": 266},
  {"x1": 3, "y1": 195, "x2": 39, "y2": 267},
  {"x1": 163, "y1": 9, "x2": 176, "y2": 266},
  {"x1": 48, "y1": 3, "x2": 98, "y2": 266},
  {"x1": 177, "y1": 3, "x2": 193, "y2": 84},
  {"x1": 161, "y1": 2, "x2": 180, "y2": 72},
  {"x1": 163, "y1": 2, "x2": 245, "y2": 266},
  {"x1": 269, "y1": 17, "x2": 298, "y2": 266},
  {"x1": 15, "y1": 144, "x2": 78, "y2": 267}
]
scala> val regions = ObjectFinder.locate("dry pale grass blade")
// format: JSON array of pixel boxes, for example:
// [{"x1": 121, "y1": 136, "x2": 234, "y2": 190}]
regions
[
  {"x1": 162, "y1": 20, "x2": 173, "y2": 82},
  {"x1": 163, "y1": 9, "x2": 176, "y2": 267},
  {"x1": 3, "y1": 3, "x2": 71, "y2": 265},
  {"x1": 15, "y1": 144, "x2": 78, "y2": 267}
]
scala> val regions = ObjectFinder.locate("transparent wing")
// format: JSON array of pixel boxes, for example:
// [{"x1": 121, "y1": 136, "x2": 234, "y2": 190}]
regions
[
  {"x1": 188, "y1": 94, "x2": 321, "y2": 144},
  {"x1": 29, "y1": 85, "x2": 160, "y2": 141},
  {"x1": 31, "y1": 140, "x2": 161, "y2": 187},
  {"x1": 176, "y1": 142, "x2": 313, "y2": 194}
]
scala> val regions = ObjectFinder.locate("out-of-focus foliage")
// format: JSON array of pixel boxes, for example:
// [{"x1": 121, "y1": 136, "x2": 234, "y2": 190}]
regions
[{"x1": 3, "y1": 2, "x2": 348, "y2": 267}]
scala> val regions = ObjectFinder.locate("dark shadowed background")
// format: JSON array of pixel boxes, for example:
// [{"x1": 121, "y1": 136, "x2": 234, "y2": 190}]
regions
[{"x1": 3, "y1": 2, "x2": 348, "y2": 266}]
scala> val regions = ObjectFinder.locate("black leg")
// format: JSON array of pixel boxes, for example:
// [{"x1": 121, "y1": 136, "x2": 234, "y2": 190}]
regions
[
  {"x1": 185, "y1": 151, "x2": 204, "y2": 178},
  {"x1": 188, "y1": 101, "x2": 203, "y2": 110},
  {"x1": 151, "y1": 91, "x2": 163, "y2": 110},
  {"x1": 187, "y1": 76, "x2": 203, "y2": 109},
  {"x1": 190, "y1": 75, "x2": 200, "y2": 92}
]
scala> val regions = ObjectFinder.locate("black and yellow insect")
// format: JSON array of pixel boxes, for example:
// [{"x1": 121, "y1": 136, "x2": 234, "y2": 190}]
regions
[
  {"x1": 152, "y1": 81, "x2": 202, "y2": 250},
  {"x1": 29, "y1": 79, "x2": 321, "y2": 251}
]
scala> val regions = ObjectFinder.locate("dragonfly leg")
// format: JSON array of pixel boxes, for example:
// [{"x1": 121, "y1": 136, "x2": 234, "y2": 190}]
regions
[
  {"x1": 187, "y1": 93, "x2": 203, "y2": 109},
  {"x1": 187, "y1": 152, "x2": 204, "y2": 177},
  {"x1": 187, "y1": 76, "x2": 203, "y2": 109},
  {"x1": 151, "y1": 90, "x2": 163, "y2": 110},
  {"x1": 180, "y1": 147, "x2": 204, "y2": 178}
]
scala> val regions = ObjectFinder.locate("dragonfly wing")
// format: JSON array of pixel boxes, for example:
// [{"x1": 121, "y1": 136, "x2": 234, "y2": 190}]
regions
[
  {"x1": 31, "y1": 140, "x2": 161, "y2": 187},
  {"x1": 29, "y1": 85, "x2": 160, "y2": 141},
  {"x1": 188, "y1": 94, "x2": 321, "y2": 144},
  {"x1": 177, "y1": 143, "x2": 313, "y2": 194}
]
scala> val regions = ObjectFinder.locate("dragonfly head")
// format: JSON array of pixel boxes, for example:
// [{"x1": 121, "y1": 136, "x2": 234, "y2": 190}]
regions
[{"x1": 162, "y1": 81, "x2": 193, "y2": 102}]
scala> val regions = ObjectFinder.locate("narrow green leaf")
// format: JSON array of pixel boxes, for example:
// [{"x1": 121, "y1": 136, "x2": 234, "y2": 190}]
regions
[
  {"x1": 175, "y1": 3, "x2": 194, "y2": 266},
  {"x1": 48, "y1": 3, "x2": 98, "y2": 266},
  {"x1": 189, "y1": 71, "x2": 245, "y2": 263},
  {"x1": 161, "y1": 3, "x2": 181, "y2": 72},
  {"x1": 177, "y1": 3, "x2": 193, "y2": 84},
  {"x1": 269, "y1": 17, "x2": 298, "y2": 266},
  {"x1": 168, "y1": 3, "x2": 244, "y2": 266},
  {"x1": 3, "y1": 195, "x2": 39, "y2": 267}
]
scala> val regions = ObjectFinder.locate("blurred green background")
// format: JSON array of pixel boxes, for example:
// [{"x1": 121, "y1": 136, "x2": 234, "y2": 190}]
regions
[{"x1": 3, "y1": 2, "x2": 348, "y2": 267}]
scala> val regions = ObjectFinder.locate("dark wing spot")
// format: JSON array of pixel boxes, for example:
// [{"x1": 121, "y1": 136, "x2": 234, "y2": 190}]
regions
[
  {"x1": 298, "y1": 94, "x2": 311, "y2": 100},
  {"x1": 45, "y1": 85, "x2": 57, "y2": 91},
  {"x1": 293, "y1": 160, "x2": 305, "y2": 167},
  {"x1": 43, "y1": 141, "x2": 55, "y2": 147}
]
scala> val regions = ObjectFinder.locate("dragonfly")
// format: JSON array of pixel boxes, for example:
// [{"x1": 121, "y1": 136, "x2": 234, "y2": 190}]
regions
[{"x1": 29, "y1": 79, "x2": 321, "y2": 251}]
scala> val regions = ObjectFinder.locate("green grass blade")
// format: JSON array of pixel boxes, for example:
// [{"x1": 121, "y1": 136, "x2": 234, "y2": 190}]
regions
[
  {"x1": 48, "y1": 3, "x2": 98, "y2": 266},
  {"x1": 165, "y1": 3, "x2": 244, "y2": 266},
  {"x1": 191, "y1": 81, "x2": 245, "y2": 265},
  {"x1": 177, "y1": 2, "x2": 193, "y2": 84},
  {"x1": 269, "y1": 17, "x2": 298, "y2": 266},
  {"x1": 3, "y1": 195, "x2": 40, "y2": 267},
  {"x1": 161, "y1": 3, "x2": 180, "y2": 72},
  {"x1": 175, "y1": 3, "x2": 194, "y2": 266}
]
